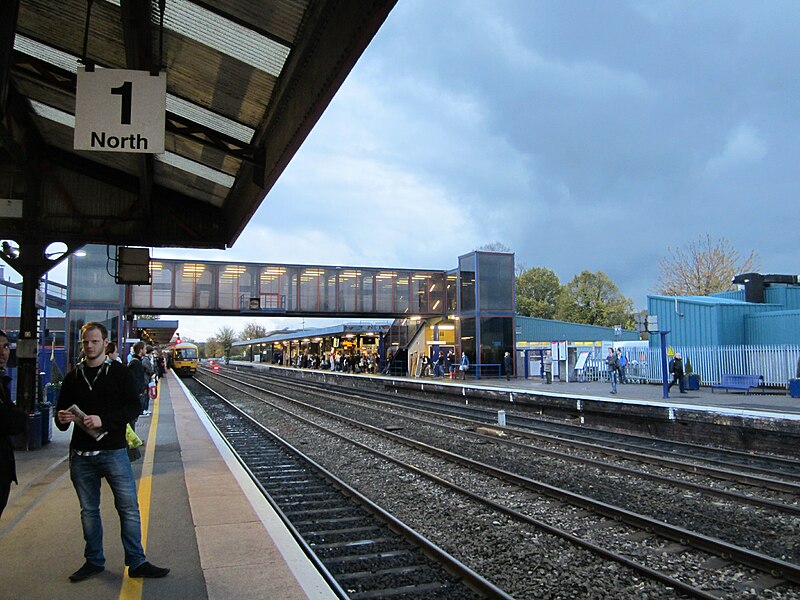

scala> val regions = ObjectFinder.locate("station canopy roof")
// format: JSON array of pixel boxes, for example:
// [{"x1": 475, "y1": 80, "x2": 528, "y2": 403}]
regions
[
  {"x1": 132, "y1": 318, "x2": 179, "y2": 346},
  {"x1": 0, "y1": 0, "x2": 396, "y2": 253}
]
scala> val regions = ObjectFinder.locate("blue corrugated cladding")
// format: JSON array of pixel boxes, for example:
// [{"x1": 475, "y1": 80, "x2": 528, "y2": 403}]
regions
[
  {"x1": 515, "y1": 316, "x2": 639, "y2": 342},
  {"x1": 648, "y1": 296, "x2": 720, "y2": 347},
  {"x1": 745, "y1": 310, "x2": 800, "y2": 344},
  {"x1": 766, "y1": 286, "x2": 800, "y2": 309},
  {"x1": 649, "y1": 291, "x2": 796, "y2": 347}
]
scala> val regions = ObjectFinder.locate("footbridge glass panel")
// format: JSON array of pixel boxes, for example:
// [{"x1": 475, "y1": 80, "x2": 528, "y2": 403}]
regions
[{"x1": 128, "y1": 259, "x2": 449, "y2": 318}]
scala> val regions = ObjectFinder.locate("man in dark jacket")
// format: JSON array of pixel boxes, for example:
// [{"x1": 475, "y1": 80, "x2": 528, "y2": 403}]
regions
[
  {"x1": 504, "y1": 351, "x2": 513, "y2": 381},
  {"x1": 0, "y1": 330, "x2": 26, "y2": 519},
  {"x1": 127, "y1": 341, "x2": 148, "y2": 416},
  {"x1": 668, "y1": 352, "x2": 686, "y2": 393},
  {"x1": 56, "y1": 322, "x2": 169, "y2": 582}
]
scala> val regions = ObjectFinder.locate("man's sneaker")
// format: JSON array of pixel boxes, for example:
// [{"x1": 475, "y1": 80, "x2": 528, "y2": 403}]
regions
[
  {"x1": 129, "y1": 562, "x2": 170, "y2": 578},
  {"x1": 69, "y1": 562, "x2": 104, "y2": 582}
]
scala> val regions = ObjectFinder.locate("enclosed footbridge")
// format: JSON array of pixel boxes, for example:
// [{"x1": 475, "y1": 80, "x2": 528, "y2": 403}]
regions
[{"x1": 126, "y1": 258, "x2": 456, "y2": 319}]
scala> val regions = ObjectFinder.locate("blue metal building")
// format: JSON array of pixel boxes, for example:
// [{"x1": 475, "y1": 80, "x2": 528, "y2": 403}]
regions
[
  {"x1": 515, "y1": 316, "x2": 639, "y2": 344},
  {"x1": 647, "y1": 276, "x2": 800, "y2": 347}
]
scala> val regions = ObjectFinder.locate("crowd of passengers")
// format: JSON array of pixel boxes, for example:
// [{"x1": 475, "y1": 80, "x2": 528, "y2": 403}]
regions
[{"x1": 272, "y1": 350, "x2": 382, "y2": 374}]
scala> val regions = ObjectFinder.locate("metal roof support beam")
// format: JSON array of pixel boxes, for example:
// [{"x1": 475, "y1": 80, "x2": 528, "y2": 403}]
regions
[
  {"x1": 120, "y1": 0, "x2": 155, "y2": 217},
  {"x1": 0, "y1": 0, "x2": 20, "y2": 118}
]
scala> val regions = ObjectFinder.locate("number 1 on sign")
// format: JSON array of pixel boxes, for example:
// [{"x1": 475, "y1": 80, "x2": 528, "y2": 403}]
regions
[{"x1": 111, "y1": 81, "x2": 133, "y2": 125}]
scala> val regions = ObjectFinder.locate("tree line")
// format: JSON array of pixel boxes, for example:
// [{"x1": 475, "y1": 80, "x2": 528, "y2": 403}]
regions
[{"x1": 514, "y1": 234, "x2": 759, "y2": 329}]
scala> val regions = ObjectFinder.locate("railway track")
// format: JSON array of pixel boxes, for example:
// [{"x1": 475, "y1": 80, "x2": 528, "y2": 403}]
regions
[
  {"x1": 194, "y1": 368, "x2": 800, "y2": 598},
  {"x1": 186, "y1": 377, "x2": 510, "y2": 600}
]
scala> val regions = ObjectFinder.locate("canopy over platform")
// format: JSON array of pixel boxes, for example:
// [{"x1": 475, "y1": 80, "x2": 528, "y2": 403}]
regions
[{"x1": 0, "y1": 0, "x2": 397, "y2": 252}]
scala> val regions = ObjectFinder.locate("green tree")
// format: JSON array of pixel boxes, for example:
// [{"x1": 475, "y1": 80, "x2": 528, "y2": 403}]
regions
[
  {"x1": 240, "y1": 321, "x2": 269, "y2": 341},
  {"x1": 213, "y1": 326, "x2": 238, "y2": 359},
  {"x1": 655, "y1": 234, "x2": 760, "y2": 296},
  {"x1": 204, "y1": 339, "x2": 223, "y2": 358},
  {"x1": 555, "y1": 270, "x2": 634, "y2": 328},
  {"x1": 516, "y1": 267, "x2": 561, "y2": 319}
]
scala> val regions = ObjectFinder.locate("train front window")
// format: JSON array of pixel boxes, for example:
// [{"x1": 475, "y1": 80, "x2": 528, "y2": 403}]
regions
[{"x1": 177, "y1": 348, "x2": 197, "y2": 359}]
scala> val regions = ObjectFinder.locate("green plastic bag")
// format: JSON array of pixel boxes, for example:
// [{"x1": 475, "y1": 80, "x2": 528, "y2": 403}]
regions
[{"x1": 126, "y1": 424, "x2": 143, "y2": 449}]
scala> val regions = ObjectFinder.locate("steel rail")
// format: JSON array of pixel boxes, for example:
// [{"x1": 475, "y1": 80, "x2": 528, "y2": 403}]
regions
[
  {"x1": 190, "y1": 376, "x2": 513, "y2": 600},
  {"x1": 200, "y1": 372, "x2": 724, "y2": 599},
  {"x1": 221, "y1": 367, "x2": 800, "y2": 497},
  {"x1": 202, "y1": 370, "x2": 800, "y2": 587}
]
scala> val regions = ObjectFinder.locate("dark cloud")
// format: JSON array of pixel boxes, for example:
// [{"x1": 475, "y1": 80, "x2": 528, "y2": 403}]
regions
[{"x1": 165, "y1": 0, "x2": 799, "y2": 339}]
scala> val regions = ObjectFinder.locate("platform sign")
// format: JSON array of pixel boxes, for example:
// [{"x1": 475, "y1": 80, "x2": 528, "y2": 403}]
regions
[{"x1": 74, "y1": 68, "x2": 166, "y2": 153}]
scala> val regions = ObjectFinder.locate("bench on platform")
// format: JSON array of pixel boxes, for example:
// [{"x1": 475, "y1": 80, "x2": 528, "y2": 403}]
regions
[{"x1": 711, "y1": 374, "x2": 765, "y2": 395}]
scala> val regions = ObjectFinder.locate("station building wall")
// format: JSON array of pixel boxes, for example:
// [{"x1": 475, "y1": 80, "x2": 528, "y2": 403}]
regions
[{"x1": 648, "y1": 286, "x2": 800, "y2": 347}]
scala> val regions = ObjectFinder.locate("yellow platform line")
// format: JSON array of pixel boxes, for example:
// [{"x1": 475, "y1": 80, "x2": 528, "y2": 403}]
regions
[{"x1": 119, "y1": 380, "x2": 161, "y2": 600}]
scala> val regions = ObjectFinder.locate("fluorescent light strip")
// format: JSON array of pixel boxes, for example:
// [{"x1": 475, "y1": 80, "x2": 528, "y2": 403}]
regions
[
  {"x1": 31, "y1": 99, "x2": 235, "y2": 187},
  {"x1": 166, "y1": 95, "x2": 253, "y2": 143},
  {"x1": 155, "y1": 153, "x2": 234, "y2": 187},
  {"x1": 15, "y1": 35, "x2": 255, "y2": 144},
  {"x1": 101, "y1": 0, "x2": 289, "y2": 77},
  {"x1": 30, "y1": 99, "x2": 74, "y2": 127}
]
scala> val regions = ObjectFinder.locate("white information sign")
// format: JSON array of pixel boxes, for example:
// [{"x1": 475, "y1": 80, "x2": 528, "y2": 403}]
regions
[{"x1": 74, "y1": 68, "x2": 166, "y2": 154}]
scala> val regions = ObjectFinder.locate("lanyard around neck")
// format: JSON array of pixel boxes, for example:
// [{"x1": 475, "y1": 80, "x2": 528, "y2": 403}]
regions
[{"x1": 79, "y1": 358, "x2": 112, "y2": 391}]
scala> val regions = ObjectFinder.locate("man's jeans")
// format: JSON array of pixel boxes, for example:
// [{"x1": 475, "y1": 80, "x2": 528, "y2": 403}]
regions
[
  {"x1": 70, "y1": 449, "x2": 145, "y2": 568},
  {"x1": 610, "y1": 370, "x2": 618, "y2": 393}
]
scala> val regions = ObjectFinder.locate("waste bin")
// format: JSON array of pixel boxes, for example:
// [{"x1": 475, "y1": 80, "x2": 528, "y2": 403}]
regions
[
  {"x1": 686, "y1": 374, "x2": 700, "y2": 391},
  {"x1": 26, "y1": 410, "x2": 42, "y2": 450},
  {"x1": 38, "y1": 403, "x2": 53, "y2": 445},
  {"x1": 789, "y1": 379, "x2": 800, "y2": 398}
]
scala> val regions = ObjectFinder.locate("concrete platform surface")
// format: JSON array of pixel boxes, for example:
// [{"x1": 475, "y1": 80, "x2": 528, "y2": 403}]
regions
[{"x1": 1, "y1": 373, "x2": 336, "y2": 600}]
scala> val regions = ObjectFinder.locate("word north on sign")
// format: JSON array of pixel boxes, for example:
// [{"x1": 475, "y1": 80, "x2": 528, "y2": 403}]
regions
[{"x1": 74, "y1": 68, "x2": 166, "y2": 154}]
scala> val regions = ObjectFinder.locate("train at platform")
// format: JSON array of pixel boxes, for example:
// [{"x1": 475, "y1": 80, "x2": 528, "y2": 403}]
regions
[{"x1": 171, "y1": 342, "x2": 199, "y2": 377}]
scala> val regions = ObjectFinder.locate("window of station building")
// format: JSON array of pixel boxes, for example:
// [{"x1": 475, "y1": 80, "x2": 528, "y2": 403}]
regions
[
  {"x1": 376, "y1": 271, "x2": 395, "y2": 313},
  {"x1": 321, "y1": 269, "x2": 337, "y2": 312},
  {"x1": 479, "y1": 316, "x2": 514, "y2": 367},
  {"x1": 460, "y1": 317, "x2": 476, "y2": 363},
  {"x1": 218, "y1": 264, "x2": 250, "y2": 310},
  {"x1": 338, "y1": 269, "x2": 359, "y2": 312},
  {"x1": 259, "y1": 266, "x2": 288, "y2": 311},
  {"x1": 299, "y1": 268, "x2": 325, "y2": 312},
  {"x1": 69, "y1": 245, "x2": 120, "y2": 302},
  {"x1": 477, "y1": 253, "x2": 514, "y2": 311},
  {"x1": 175, "y1": 263, "x2": 210, "y2": 309},
  {"x1": 359, "y1": 271, "x2": 375, "y2": 312},
  {"x1": 445, "y1": 271, "x2": 458, "y2": 314},
  {"x1": 459, "y1": 254, "x2": 476, "y2": 314},
  {"x1": 411, "y1": 272, "x2": 445, "y2": 314},
  {"x1": 0, "y1": 282, "x2": 21, "y2": 318},
  {"x1": 131, "y1": 261, "x2": 173, "y2": 309},
  {"x1": 394, "y1": 271, "x2": 410, "y2": 315}
]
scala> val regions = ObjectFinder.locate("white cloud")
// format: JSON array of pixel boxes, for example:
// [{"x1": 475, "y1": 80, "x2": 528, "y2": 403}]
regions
[{"x1": 704, "y1": 124, "x2": 768, "y2": 177}]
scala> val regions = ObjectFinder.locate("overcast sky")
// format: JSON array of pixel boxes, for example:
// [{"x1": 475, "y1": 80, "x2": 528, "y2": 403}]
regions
[{"x1": 126, "y1": 1, "x2": 800, "y2": 340}]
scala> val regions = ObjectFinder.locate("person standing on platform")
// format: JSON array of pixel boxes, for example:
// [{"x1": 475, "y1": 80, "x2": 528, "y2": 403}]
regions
[
  {"x1": 459, "y1": 352, "x2": 470, "y2": 380},
  {"x1": 55, "y1": 322, "x2": 169, "y2": 583},
  {"x1": 0, "y1": 330, "x2": 26, "y2": 520},
  {"x1": 105, "y1": 342, "x2": 122, "y2": 363},
  {"x1": 504, "y1": 351, "x2": 513, "y2": 381},
  {"x1": 543, "y1": 350, "x2": 553, "y2": 384},
  {"x1": 128, "y1": 342, "x2": 148, "y2": 417},
  {"x1": 606, "y1": 347, "x2": 619, "y2": 394},
  {"x1": 617, "y1": 349, "x2": 628, "y2": 384},
  {"x1": 668, "y1": 352, "x2": 686, "y2": 394}
]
